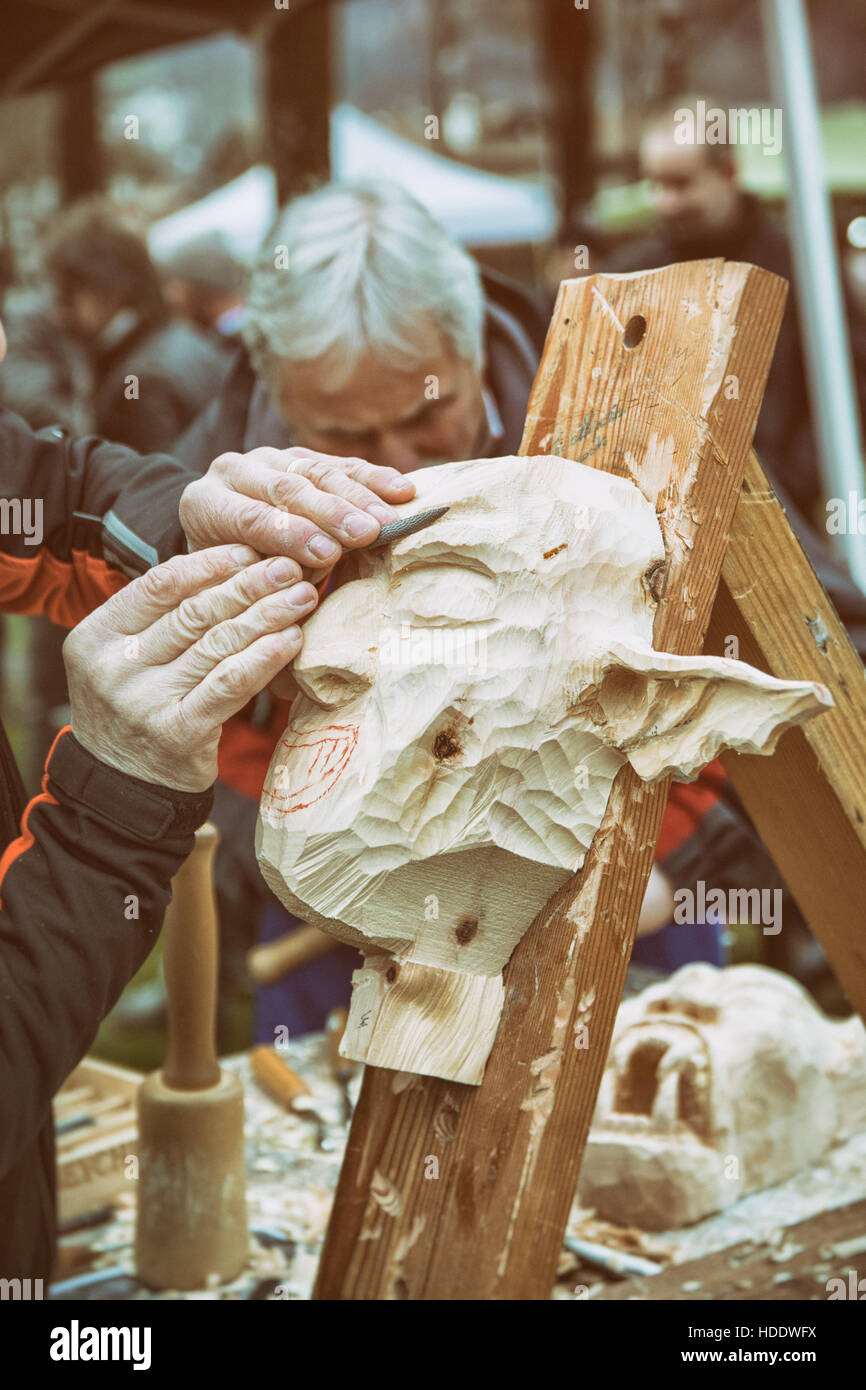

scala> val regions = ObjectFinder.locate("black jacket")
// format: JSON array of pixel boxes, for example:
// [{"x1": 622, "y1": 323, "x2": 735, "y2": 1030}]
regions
[
  {"x1": 90, "y1": 313, "x2": 229, "y2": 455},
  {"x1": 0, "y1": 408, "x2": 193, "y2": 625},
  {"x1": 0, "y1": 730, "x2": 212, "y2": 1281},
  {"x1": 0, "y1": 410, "x2": 209, "y2": 1281}
]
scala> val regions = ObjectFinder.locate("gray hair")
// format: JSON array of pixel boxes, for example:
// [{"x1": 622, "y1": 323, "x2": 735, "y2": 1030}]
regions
[{"x1": 243, "y1": 182, "x2": 485, "y2": 390}]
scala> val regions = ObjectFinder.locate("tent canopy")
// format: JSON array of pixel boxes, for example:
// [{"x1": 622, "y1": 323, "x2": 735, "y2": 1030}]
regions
[{"x1": 149, "y1": 104, "x2": 557, "y2": 263}]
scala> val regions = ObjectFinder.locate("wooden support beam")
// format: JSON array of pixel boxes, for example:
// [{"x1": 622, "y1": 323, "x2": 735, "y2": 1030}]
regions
[
  {"x1": 706, "y1": 450, "x2": 866, "y2": 1019},
  {"x1": 262, "y1": 1, "x2": 331, "y2": 205},
  {"x1": 58, "y1": 72, "x2": 102, "y2": 204},
  {"x1": 539, "y1": 0, "x2": 596, "y2": 231},
  {"x1": 313, "y1": 260, "x2": 788, "y2": 1300},
  {"x1": 1, "y1": 0, "x2": 118, "y2": 97}
]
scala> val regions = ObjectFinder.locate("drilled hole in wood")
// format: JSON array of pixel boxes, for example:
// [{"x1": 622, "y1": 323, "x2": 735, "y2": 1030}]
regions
[{"x1": 623, "y1": 314, "x2": 647, "y2": 349}]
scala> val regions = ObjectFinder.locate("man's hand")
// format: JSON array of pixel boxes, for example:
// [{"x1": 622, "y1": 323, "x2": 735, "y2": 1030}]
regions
[
  {"x1": 179, "y1": 446, "x2": 417, "y2": 570},
  {"x1": 65, "y1": 546, "x2": 318, "y2": 792}
]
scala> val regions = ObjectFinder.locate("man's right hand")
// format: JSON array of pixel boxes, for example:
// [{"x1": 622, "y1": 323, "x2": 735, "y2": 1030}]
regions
[
  {"x1": 178, "y1": 446, "x2": 417, "y2": 570},
  {"x1": 65, "y1": 546, "x2": 317, "y2": 792}
]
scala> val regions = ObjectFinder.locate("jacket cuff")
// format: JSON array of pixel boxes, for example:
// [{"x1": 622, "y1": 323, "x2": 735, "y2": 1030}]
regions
[{"x1": 45, "y1": 728, "x2": 213, "y2": 842}]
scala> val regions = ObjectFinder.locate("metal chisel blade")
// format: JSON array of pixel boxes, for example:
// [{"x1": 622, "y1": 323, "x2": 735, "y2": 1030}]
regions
[{"x1": 367, "y1": 505, "x2": 449, "y2": 548}]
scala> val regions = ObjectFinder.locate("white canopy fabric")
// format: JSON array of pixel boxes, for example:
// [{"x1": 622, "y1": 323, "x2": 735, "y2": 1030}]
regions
[
  {"x1": 330, "y1": 103, "x2": 557, "y2": 246},
  {"x1": 148, "y1": 165, "x2": 278, "y2": 265},
  {"x1": 148, "y1": 102, "x2": 557, "y2": 265}
]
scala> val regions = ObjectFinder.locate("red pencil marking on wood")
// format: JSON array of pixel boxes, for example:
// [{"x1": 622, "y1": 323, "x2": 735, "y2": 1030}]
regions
[{"x1": 264, "y1": 723, "x2": 359, "y2": 815}]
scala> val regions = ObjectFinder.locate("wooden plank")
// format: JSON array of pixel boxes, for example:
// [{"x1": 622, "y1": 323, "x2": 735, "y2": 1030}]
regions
[
  {"x1": 313, "y1": 261, "x2": 788, "y2": 1300},
  {"x1": 706, "y1": 452, "x2": 866, "y2": 1019},
  {"x1": 594, "y1": 1197, "x2": 866, "y2": 1301}
]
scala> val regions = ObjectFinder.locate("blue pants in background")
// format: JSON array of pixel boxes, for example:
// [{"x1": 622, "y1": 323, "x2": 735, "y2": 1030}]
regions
[
  {"x1": 254, "y1": 907, "x2": 724, "y2": 1043},
  {"x1": 254, "y1": 905, "x2": 360, "y2": 1042},
  {"x1": 631, "y1": 919, "x2": 725, "y2": 972}
]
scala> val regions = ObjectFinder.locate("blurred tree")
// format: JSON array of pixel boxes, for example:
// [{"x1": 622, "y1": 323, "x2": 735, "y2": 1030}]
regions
[{"x1": 540, "y1": 0, "x2": 596, "y2": 237}]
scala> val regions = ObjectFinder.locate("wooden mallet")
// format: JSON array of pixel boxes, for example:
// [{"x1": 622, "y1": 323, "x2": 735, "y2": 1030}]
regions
[{"x1": 135, "y1": 822, "x2": 248, "y2": 1289}]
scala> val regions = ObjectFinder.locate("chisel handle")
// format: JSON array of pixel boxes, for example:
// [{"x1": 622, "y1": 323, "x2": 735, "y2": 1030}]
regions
[
  {"x1": 325, "y1": 1007, "x2": 354, "y2": 1080},
  {"x1": 246, "y1": 923, "x2": 339, "y2": 985},
  {"x1": 162, "y1": 821, "x2": 221, "y2": 1091},
  {"x1": 250, "y1": 1045, "x2": 310, "y2": 1107}
]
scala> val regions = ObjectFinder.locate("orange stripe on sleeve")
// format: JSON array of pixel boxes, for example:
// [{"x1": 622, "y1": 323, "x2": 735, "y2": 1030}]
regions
[
  {"x1": 0, "y1": 726, "x2": 70, "y2": 909},
  {"x1": 0, "y1": 548, "x2": 126, "y2": 627}
]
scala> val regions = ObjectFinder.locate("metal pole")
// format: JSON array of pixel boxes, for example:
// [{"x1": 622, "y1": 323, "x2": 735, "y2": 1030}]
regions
[{"x1": 761, "y1": 0, "x2": 866, "y2": 590}]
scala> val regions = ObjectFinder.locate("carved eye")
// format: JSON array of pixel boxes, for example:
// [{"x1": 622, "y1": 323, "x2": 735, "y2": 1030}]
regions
[
  {"x1": 296, "y1": 663, "x2": 374, "y2": 709},
  {"x1": 391, "y1": 563, "x2": 498, "y2": 623}
]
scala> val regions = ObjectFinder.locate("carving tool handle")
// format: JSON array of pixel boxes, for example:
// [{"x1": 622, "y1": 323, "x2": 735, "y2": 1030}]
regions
[
  {"x1": 246, "y1": 922, "x2": 339, "y2": 985},
  {"x1": 325, "y1": 1007, "x2": 354, "y2": 1081},
  {"x1": 250, "y1": 1045, "x2": 311, "y2": 1107},
  {"x1": 162, "y1": 821, "x2": 221, "y2": 1091}
]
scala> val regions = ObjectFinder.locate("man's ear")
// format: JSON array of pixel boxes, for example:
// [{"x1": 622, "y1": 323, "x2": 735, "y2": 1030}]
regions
[{"x1": 583, "y1": 641, "x2": 832, "y2": 783}]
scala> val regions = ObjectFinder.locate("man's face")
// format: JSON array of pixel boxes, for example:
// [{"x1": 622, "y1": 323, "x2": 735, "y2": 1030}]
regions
[
  {"x1": 641, "y1": 131, "x2": 738, "y2": 242},
  {"x1": 270, "y1": 340, "x2": 487, "y2": 473}
]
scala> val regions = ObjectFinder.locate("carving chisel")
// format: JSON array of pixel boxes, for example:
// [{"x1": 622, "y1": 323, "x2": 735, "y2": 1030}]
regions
[
  {"x1": 365, "y1": 504, "x2": 449, "y2": 548},
  {"x1": 325, "y1": 1007, "x2": 356, "y2": 1123},
  {"x1": 250, "y1": 1046, "x2": 334, "y2": 1152}
]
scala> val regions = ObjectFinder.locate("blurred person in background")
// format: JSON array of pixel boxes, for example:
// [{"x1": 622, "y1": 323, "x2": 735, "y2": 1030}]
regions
[
  {"x1": 44, "y1": 200, "x2": 228, "y2": 454},
  {"x1": 0, "y1": 241, "x2": 92, "y2": 790},
  {"x1": 606, "y1": 97, "x2": 820, "y2": 528},
  {"x1": 159, "y1": 230, "x2": 246, "y2": 350},
  {"x1": 608, "y1": 106, "x2": 866, "y2": 998},
  {"x1": 9, "y1": 204, "x2": 231, "y2": 793},
  {"x1": 0, "y1": 245, "x2": 90, "y2": 439}
]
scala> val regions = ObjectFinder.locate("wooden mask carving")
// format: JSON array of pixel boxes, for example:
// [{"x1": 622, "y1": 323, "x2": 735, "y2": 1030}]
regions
[{"x1": 257, "y1": 455, "x2": 831, "y2": 1082}]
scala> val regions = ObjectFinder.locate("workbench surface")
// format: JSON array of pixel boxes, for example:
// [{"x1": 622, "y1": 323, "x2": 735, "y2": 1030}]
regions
[{"x1": 53, "y1": 1034, "x2": 866, "y2": 1301}]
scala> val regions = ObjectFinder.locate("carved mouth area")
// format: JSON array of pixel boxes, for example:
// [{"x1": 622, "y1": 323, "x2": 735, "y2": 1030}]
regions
[{"x1": 608, "y1": 1022, "x2": 711, "y2": 1141}]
